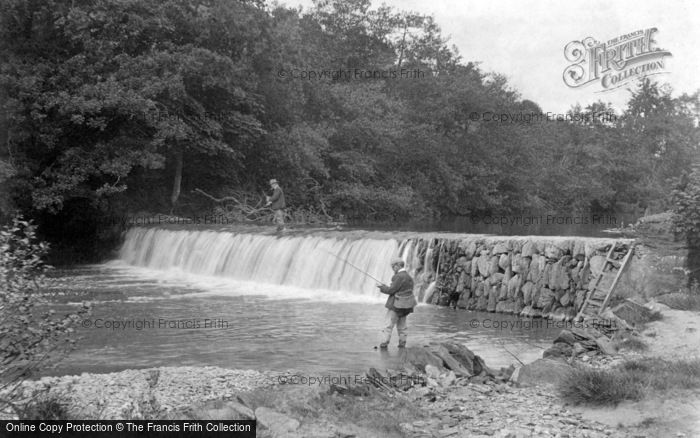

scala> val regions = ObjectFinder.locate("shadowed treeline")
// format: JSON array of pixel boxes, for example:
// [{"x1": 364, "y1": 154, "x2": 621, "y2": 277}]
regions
[{"x1": 0, "y1": 0, "x2": 698, "y2": 261}]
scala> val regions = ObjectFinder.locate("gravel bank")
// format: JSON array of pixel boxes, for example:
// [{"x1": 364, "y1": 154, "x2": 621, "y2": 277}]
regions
[{"x1": 13, "y1": 366, "x2": 281, "y2": 419}]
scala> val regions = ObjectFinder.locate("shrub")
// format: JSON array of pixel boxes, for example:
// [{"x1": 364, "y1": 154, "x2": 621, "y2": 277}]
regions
[
  {"x1": 0, "y1": 217, "x2": 90, "y2": 412},
  {"x1": 559, "y1": 358, "x2": 700, "y2": 405},
  {"x1": 621, "y1": 357, "x2": 700, "y2": 391},
  {"x1": 656, "y1": 291, "x2": 700, "y2": 311},
  {"x1": 15, "y1": 390, "x2": 69, "y2": 420},
  {"x1": 558, "y1": 366, "x2": 644, "y2": 405}
]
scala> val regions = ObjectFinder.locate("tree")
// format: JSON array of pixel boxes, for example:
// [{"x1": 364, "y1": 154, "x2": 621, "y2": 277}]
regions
[
  {"x1": 0, "y1": 0, "x2": 266, "y2": 215},
  {"x1": 0, "y1": 217, "x2": 89, "y2": 411}
]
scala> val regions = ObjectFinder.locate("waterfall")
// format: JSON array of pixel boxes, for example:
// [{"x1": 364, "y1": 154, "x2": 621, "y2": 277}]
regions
[
  {"x1": 119, "y1": 227, "x2": 405, "y2": 296},
  {"x1": 118, "y1": 228, "x2": 446, "y2": 301},
  {"x1": 118, "y1": 227, "x2": 635, "y2": 314}
]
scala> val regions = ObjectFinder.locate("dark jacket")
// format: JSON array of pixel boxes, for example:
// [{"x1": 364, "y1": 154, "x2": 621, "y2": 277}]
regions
[
  {"x1": 379, "y1": 270, "x2": 417, "y2": 311},
  {"x1": 269, "y1": 186, "x2": 286, "y2": 210}
]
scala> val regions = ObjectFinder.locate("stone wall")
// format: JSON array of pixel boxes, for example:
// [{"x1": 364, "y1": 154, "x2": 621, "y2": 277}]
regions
[{"x1": 401, "y1": 236, "x2": 636, "y2": 321}]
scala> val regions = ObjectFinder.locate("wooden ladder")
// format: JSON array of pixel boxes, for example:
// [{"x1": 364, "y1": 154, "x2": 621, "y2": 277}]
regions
[{"x1": 576, "y1": 241, "x2": 634, "y2": 320}]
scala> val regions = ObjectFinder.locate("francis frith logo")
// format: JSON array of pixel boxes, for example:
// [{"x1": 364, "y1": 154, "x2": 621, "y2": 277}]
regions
[{"x1": 563, "y1": 28, "x2": 672, "y2": 91}]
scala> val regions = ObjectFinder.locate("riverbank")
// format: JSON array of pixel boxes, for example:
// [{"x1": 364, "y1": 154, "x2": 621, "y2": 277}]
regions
[
  {"x1": 5, "y1": 305, "x2": 698, "y2": 437},
  {"x1": 569, "y1": 303, "x2": 700, "y2": 437},
  {"x1": 7, "y1": 364, "x2": 617, "y2": 437}
]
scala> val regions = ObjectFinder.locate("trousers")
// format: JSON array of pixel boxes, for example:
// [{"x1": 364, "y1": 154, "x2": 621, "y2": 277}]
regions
[
  {"x1": 381, "y1": 309, "x2": 407, "y2": 344},
  {"x1": 273, "y1": 209, "x2": 285, "y2": 230}
]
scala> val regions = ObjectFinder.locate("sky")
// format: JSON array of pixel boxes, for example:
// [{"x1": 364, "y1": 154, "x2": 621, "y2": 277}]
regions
[{"x1": 277, "y1": 0, "x2": 699, "y2": 113}]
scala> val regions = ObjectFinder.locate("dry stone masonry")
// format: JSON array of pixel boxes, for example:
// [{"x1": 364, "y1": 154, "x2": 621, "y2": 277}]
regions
[{"x1": 402, "y1": 236, "x2": 635, "y2": 320}]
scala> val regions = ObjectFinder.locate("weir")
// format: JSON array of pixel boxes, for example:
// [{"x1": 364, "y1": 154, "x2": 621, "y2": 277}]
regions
[{"x1": 119, "y1": 227, "x2": 641, "y2": 320}]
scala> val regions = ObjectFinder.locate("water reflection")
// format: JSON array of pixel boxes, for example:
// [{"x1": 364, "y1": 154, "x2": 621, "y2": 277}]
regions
[{"x1": 45, "y1": 265, "x2": 561, "y2": 376}]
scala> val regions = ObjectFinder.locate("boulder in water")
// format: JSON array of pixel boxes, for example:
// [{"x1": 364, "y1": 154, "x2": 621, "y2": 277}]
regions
[{"x1": 402, "y1": 347, "x2": 446, "y2": 374}]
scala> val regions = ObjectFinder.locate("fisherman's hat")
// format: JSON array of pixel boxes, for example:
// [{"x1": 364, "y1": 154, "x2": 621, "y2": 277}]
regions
[{"x1": 390, "y1": 257, "x2": 405, "y2": 267}]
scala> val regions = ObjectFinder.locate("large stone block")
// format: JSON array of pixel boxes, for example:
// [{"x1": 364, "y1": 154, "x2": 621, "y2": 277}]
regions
[
  {"x1": 488, "y1": 256, "x2": 500, "y2": 276},
  {"x1": 430, "y1": 345, "x2": 473, "y2": 377},
  {"x1": 536, "y1": 287, "x2": 555, "y2": 309},
  {"x1": 530, "y1": 287, "x2": 541, "y2": 308},
  {"x1": 548, "y1": 258, "x2": 571, "y2": 290},
  {"x1": 464, "y1": 240, "x2": 478, "y2": 259},
  {"x1": 528, "y1": 254, "x2": 542, "y2": 282},
  {"x1": 476, "y1": 295, "x2": 488, "y2": 310},
  {"x1": 496, "y1": 300, "x2": 515, "y2": 313},
  {"x1": 487, "y1": 287, "x2": 498, "y2": 312},
  {"x1": 442, "y1": 342, "x2": 489, "y2": 376},
  {"x1": 522, "y1": 281, "x2": 535, "y2": 305},
  {"x1": 520, "y1": 306, "x2": 542, "y2": 318},
  {"x1": 498, "y1": 283, "x2": 509, "y2": 300},
  {"x1": 550, "y1": 306, "x2": 568, "y2": 321},
  {"x1": 507, "y1": 274, "x2": 522, "y2": 299},
  {"x1": 456, "y1": 290, "x2": 470, "y2": 308},
  {"x1": 477, "y1": 255, "x2": 491, "y2": 277},
  {"x1": 456, "y1": 256, "x2": 469, "y2": 270},
  {"x1": 488, "y1": 272, "x2": 504, "y2": 286},
  {"x1": 514, "y1": 295, "x2": 524, "y2": 314},
  {"x1": 492, "y1": 241, "x2": 511, "y2": 254},
  {"x1": 542, "y1": 263, "x2": 552, "y2": 287},
  {"x1": 544, "y1": 243, "x2": 565, "y2": 259},
  {"x1": 560, "y1": 290, "x2": 573, "y2": 306},
  {"x1": 511, "y1": 240, "x2": 524, "y2": 254},
  {"x1": 402, "y1": 347, "x2": 446, "y2": 373},
  {"x1": 458, "y1": 271, "x2": 470, "y2": 292},
  {"x1": 572, "y1": 240, "x2": 586, "y2": 259},
  {"x1": 571, "y1": 260, "x2": 583, "y2": 280},
  {"x1": 521, "y1": 241, "x2": 538, "y2": 257},
  {"x1": 511, "y1": 253, "x2": 530, "y2": 274},
  {"x1": 498, "y1": 253, "x2": 511, "y2": 270},
  {"x1": 577, "y1": 262, "x2": 591, "y2": 289}
]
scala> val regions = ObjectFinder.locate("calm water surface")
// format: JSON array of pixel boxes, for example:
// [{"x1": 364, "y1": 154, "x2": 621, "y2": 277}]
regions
[{"x1": 46, "y1": 263, "x2": 561, "y2": 376}]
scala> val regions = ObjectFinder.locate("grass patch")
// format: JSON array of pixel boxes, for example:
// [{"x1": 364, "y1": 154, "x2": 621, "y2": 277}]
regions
[
  {"x1": 559, "y1": 358, "x2": 700, "y2": 405},
  {"x1": 617, "y1": 336, "x2": 649, "y2": 352},
  {"x1": 16, "y1": 394, "x2": 69, "y2": 420},
  {"x1": 657, "y1": 292, "x2": 700, "y2": 311},
  {"x1": 558, "y1": 367, "x2": 645, "y2": 405},
  {"x1": 621, "y1": 358, "x2": 700, "y2": 391}
]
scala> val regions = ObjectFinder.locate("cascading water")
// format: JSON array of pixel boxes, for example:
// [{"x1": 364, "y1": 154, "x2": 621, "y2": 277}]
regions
[
  {"x1": 118, "y1": 228, "x2": 442, "y2": 301},
  {"x1": 120, "y1": 228, "x2": 395, "y2": 296}
]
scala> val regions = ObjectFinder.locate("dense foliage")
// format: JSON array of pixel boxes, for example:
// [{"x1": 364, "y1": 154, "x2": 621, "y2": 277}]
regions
[
  {"x1": 0, "y1": 0, "x2": 698, "y2": 253},
  {"x1": 0, "y1": 217, "x2": 89, "y2": 407},
  {"x1": 672, "y1": 166, "x2": 700, "y2": 238}
]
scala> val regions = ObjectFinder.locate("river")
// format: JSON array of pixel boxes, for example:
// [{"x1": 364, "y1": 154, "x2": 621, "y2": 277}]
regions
[{"x1": 43, "y1": 224, "x2": 576, "y2": 376}]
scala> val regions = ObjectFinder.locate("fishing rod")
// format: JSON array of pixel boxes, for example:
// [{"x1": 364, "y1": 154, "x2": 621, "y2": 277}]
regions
[{"x1": 319, "y1": 248, "x2": 387, "y2": 286}]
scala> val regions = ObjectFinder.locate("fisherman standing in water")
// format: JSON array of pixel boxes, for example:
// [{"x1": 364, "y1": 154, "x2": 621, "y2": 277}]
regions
[
  {"x1": 377, "y1": 257, "x2": 417, "y2": 349},
  {"x1": 265, "y1": 178, "x2": 286, "y2": 232}
]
